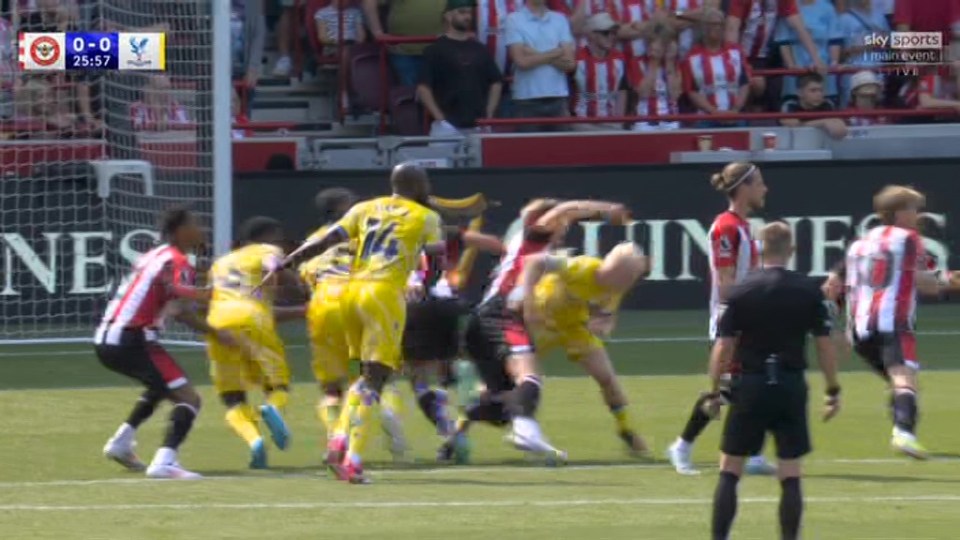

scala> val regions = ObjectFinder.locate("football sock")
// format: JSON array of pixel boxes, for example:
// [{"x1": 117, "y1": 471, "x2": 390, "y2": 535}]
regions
[
  {"x1": 681, "y1": 394, "x2": 713, "y2": 444},
  {"x1": 892, "y1": 388, "x2": 918, "y2": 434},
  {"x1": 610, "y1": 405, "x2": 631, "y2": 433},
  {"x1": 414, "y1": 383, "x2": 441, "y2": 426},
  {"x1": 381, "y1": 382, "x2": 403, "y2": 417},
  {"x1": 226, "y1": 404, "x2": 262, "y2": 447},
  {"x1": 466, "y1": 395, "x2": 509, "y2": 426},
  {"x1": 779, "y1": 477, "x2": 803, "y2": 540},
  {"x1": 712, "y1": 471, "x2": 740, "y2": 540},
  {"x1": 317, "y1": 402, "x2": 341, "y2": 437},
  {"x1": 509, "y1": 375, "x2": 542, "y2": 418},
  {"x1": 266, "y1": 388, "x2": 289, "y2": 414},
  {"x1": 162, "y1": 403, "x2": 199, "y2": 450},
  {"x1": 347, "y1": 382, "x2": 380, "y2": 465},
  {"x1": 334, "y1": 381, "x2": 363, "y2": 438},
  {"x1": 126, "y1": 390, "x2": 162, "y2": 429}
]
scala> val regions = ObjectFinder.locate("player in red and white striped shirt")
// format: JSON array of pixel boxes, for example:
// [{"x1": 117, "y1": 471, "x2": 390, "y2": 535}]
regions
[
  {"x1": 96, "y1": 206, "x2": 236, "y2": 480},
  {"x1": 631, "y1": 27, "x2": 681, "y2": 130},
  {"x1": 845, "y1": 186, "x2": 960, "y2": 459},
  {"x1": 668, "y1": 161, "x2": 776, "y2": 476},
  {"x1": 724, "y1": 0, "x2": 822, "y2": 97},
  {"x1": 457, "y1": 198, "x2": 628, "y2": 461},
  {"x1": 681, "y1": 9, "x2": 751, "y2": 120},
  {"x1": 572, "y1": 13, "x2": 628, "y2": 127}
]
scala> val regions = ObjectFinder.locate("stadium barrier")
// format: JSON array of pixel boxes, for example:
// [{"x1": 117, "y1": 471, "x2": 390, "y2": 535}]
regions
[{"x1": 234, "y1": 158, "x2": 959, "y2": 310}]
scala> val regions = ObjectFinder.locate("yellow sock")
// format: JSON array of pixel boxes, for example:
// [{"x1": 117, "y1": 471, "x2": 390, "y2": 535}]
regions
[
  {"x1": 347, "y1": 388, "x2": 379, "y2": 463},
  {"x1": 267, "y1": 389, "x2": 289, "y2": 414},
  {"x1": 317, "y1": 402, "x2": 341, "y2": 437},
  {"x1": 334, "y1": 382, "x2": 362, "y2": 437},
  {"x1": 611, "y1": 406, "x2": 631, "y2": 433},
  {"x1": 380, "y1": 382, "x2": 403, "y2": 417},
  {"x1": 226, "y1": 405, "x2": 262, "y2": 447}
]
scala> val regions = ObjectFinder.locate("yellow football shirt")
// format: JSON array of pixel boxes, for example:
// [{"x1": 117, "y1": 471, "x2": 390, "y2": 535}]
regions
[
  {"x1": 298, "y1": 242, "x2": 353, "y2": 294},
  {"x1": 334, "y1": 195, "x2": 442, "y2": 288},
  {"x1": 535, "y1": 256, "x2": 624, "y2": 327},
  {"x1": 208, "y1": 243, "x2": 284, "y2": 324}
]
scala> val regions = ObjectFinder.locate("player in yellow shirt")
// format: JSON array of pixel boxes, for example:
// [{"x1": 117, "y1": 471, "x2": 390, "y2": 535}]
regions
[
  {"x1": 206, "y1": 217, "x2": 303, "y2": 469},
  {"x1": 270, "y1": 164, "x2": 444, "y2": 484},
  {"x1": 521, "y1": 242, "x2": 651, "y2": 455}
]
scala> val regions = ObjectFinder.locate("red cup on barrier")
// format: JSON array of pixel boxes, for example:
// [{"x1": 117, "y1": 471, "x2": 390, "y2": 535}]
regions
[
  {"x1": 762, "y1": 132, "x2": 777, "y2": 151},
  {"x1": 697, "y1": 134, "x2": 713, "y2": 151}
]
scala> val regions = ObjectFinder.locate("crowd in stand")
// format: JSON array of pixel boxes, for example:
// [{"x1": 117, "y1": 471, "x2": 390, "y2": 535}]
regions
[{"x1": 315, "y1": 0, "x2": 960, "y2": 137}]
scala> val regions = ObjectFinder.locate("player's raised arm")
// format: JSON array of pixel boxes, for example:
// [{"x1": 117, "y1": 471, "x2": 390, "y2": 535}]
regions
[
  {"x1": 534, "y1": 200, "x2": 630, "y2": 231},
  {"x1": 811, "y1": 292, "x2": 841, "y2": 420},
  {"x1": 461, "y1": 230, "x2": 505, "y2": 255}
]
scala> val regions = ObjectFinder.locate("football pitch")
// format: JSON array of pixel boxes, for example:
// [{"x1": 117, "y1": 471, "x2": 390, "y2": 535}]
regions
[{"x1": 2, "y1": 307, "x2": 960, "y2": 539}]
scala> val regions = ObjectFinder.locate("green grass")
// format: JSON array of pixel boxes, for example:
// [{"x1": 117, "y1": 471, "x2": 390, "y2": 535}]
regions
[{"x1": 2, "y1": 307, "x2": 960, "y2": 539}]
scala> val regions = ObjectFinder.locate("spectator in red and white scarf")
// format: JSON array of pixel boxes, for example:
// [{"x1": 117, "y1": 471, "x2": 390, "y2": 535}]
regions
[
  {"x1": 846, "y1": 70, "x2": 889, "y2": 126},
  {"x1": 130, "y1": 75, "x2": 190, "y2": 131},
  {"x1": 571, "y1": 12, "x2": 629, "y2": 130},
  {"x1": 682, "y1": 8, "x2": 751, "y2": 126},
  {"x1": 631, "y1": 24, "x2": 681, "y2": 131}
]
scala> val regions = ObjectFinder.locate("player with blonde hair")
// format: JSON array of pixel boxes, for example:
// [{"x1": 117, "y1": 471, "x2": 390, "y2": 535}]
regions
[
  {"x1": 668, "y1": 161, "x2": 776, "y2": 476},
  {"x1": 520, "y1": 242, "x2": 652, "y2": 454}
]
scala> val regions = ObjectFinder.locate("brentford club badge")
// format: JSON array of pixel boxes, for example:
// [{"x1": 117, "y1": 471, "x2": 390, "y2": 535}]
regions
[{"x1": 30, "y1": 36, "x2": 61, "y2": 67}]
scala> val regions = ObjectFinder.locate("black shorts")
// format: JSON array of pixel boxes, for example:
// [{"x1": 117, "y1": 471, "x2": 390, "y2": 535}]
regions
[
  {"x1": 853, "y1": 332, "x2": 918, "y2": 378},
  {"x1": 403, "y1": 297, "x2": 464, "y2": 362},
  {"x1": 95, "y1": 329, "x2": 189, "y2": 394},
  {"x1": 463, "y1": 297, "x2": 534, "y2": 394},
  {"x1": 721, "y1": 373, "x2": 811, "y2": 460}
]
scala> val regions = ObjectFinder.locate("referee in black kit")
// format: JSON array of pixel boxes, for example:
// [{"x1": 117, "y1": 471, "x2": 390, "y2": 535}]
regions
[{"x1": 706, "y1": 222, "x2": 842, "y2": 540}]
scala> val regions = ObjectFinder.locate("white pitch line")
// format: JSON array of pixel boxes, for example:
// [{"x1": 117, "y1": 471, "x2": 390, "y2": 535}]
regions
[
  {"x1": 2, "y1": 457, "x2": 957, "y2": 489},
  {"x1": 2, "y1": 495, "x2": 960, "y2": 512}
]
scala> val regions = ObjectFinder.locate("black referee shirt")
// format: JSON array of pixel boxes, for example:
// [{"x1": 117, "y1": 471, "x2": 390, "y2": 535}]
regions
[{"x1": 717, "y1": 267, "x2": 833, "y2": 374}]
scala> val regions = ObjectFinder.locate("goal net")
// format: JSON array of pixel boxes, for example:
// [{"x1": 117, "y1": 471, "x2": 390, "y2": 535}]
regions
[{"x1": 0, "y1": 0, "x2": 229, "y2": 344}]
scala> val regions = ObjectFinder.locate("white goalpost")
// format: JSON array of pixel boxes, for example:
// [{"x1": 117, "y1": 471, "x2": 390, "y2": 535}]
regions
[{"x1": 0, "y1": 0, "x2": 232, "y2": 345}]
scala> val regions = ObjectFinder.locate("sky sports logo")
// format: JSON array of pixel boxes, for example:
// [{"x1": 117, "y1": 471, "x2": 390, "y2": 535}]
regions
[{"x1": 861, "y1": 32, "x2": 945, "y2": 68}]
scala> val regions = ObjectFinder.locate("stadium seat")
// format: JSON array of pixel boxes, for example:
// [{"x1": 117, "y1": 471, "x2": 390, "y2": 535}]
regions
[
  {"x1": 389, "y1": 86, "x2": 424, "y2": 136},
  {"x1": 350, "y1": 43, "x2": 387, "y2": 112}
]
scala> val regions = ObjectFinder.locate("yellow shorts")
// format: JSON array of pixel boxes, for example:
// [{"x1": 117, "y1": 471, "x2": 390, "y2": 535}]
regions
[
  {"x1": 206, "y1": 308, "x2": 289, "y2": 394},
  {"x1": 340, "y1": 280, "x2": 406, "y2": 370},
  {"x1": 306, "y1": 292, "x2": 350, "y2": 386},
  {"x1": 533, "y1": 321, "x2": 603, "y2": 361}
]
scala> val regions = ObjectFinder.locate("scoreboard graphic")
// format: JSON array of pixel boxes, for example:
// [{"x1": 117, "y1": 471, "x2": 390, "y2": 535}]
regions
[{"x1": 19, "y1": 32, "x2": 166, "y2": 71}]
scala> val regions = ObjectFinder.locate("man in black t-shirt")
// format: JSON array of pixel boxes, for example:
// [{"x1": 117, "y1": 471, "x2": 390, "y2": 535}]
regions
[
  {"x1": 417, "y1": 0, "x2": 503, "y2": 139},
  {"x1": 779, "y1": 72, "x2": 848, "y2": 139},
  {"x1": 706, "y1": 222, "x2": 841, "y2": 540}
]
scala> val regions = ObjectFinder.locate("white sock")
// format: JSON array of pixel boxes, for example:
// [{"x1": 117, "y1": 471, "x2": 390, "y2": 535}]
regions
[
  {"x1": 674, "y1": 438, "x2": 691, "y2": 452},
  {"x1": 112, "y1": 423, "x2": 136, "y2": 442},
  {"x1": 152, "y1": 447, "x2": 177, "y2": 466}
]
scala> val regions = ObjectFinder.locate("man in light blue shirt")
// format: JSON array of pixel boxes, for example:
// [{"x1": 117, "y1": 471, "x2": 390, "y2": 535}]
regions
[
  {"x1": 504, "y1": 0, "x2": 576, "y2": 131},
  {"x1": 774, "y1": 0, "x2": 844, "y2": 102},
  {"x1": 838, "y1": 0, "x2": 890, "y2": 106}
]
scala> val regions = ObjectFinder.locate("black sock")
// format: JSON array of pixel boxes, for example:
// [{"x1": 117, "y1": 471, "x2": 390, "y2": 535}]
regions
[
  {"x1": 417, "y1": 390, "x2": 440, "y2": 427},
  {"x1": 681, "y1": 395, "x2": 713, "y2": 444},
  {"x1": 779, "y1": 477, "x2": 803, "y2": 540},
  {"x1": 893, "y1": 390, "x2": 918, "y2": 433},
  {"x1": 508, "y1": 375, "x2": 542, "y2": 418},
  {"x1": 162, "y1": 403, "x2": 198, "y2": 450},
  {"x1": 467, "y1": 394, "x2": 510, "y2": 426},
  {"x1": 126, "y1": 390, "x2": 162, "y2": 428},
  {"x1": 712, "y1": 471, "x2": 740, "y2": 540}
]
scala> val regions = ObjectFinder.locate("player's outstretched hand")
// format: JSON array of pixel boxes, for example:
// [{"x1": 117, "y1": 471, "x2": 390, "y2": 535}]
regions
[
  {"x1": 701, "y1": 393, "x2": 723, "y2": 420},
  {"x1": 823, "y1": 393, "x2": 841, "y2": 422}
]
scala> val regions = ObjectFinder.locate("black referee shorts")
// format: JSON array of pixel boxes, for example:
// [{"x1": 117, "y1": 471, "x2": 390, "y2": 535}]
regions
[
  {"x1": 402, "y1": 297, "x2": 464, "y2": 362},
  {"x1": 721, "y1": 372, "x2": 811, "y2": 460}
]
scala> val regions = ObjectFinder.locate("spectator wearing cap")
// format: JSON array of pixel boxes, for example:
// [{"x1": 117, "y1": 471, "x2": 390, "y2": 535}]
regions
[
  {"x1": 631, "y1": 24, "x2": 682, "y2": 131},
  {"x1": 505, "y1": 0, "x2": 577, "y2": 131},
  {"x1": 846, "y1": 70, "x2": 889, "y2": 125},
  {"x1": 570, "y1": 12, "x2": 628, "y2": 131},
  {"x1": 418, "y1": 0, "x2": 504, "y2": 138},
  {"x1": 838, "y1": 0, "x2": 889, "y2": 107},
  {"x1": 681, "y1": 8, "x2": 750, "y2": 126},
  {"x1": 363, "y1": 0, "x2": 446, "y2": 87},
  {"x1": 775, "y1": 0, "x2": 844, "y2": 103},
  {"x1": 779, "y1": 72, "x2": 848, "y2": 139}
]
